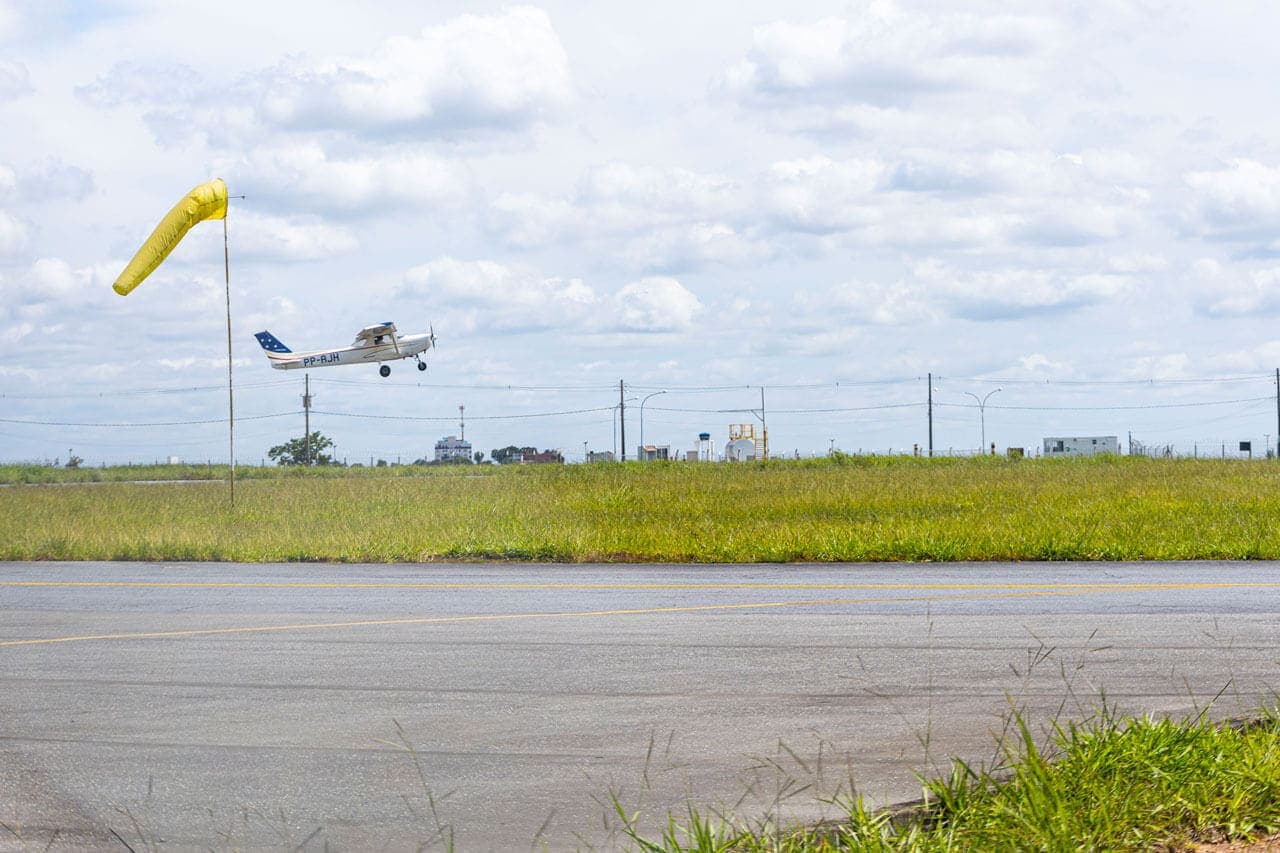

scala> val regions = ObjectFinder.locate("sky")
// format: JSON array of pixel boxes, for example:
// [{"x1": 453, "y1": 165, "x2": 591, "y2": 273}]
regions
[{"x1": 4, "y1": 0, "x2": 1280, "y2": 464}]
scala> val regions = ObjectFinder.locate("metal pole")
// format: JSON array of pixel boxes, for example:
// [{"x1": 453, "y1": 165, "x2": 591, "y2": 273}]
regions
[
  {"x1": 619, "y1": 380, "x2": 626, "y2": 461},
  {"x1": 1274, "y1": 368, "x2": 1279, "y2": 458},
  {"x1": 303, "y1": 373, "x2": 312, "y2": 465},
  {"x1": 639, "y1": 390, "x2": 667, "y2": 450},
  {"x1": 223, "y1": 216, "x2": 235, "y2": 504},
  {"x1": 927, "y1": 373, "x2": 933, "y2": 458},
  {"x1": 963, "y1": 388, "x2": 1002, "y2": 455},
  {"x1": 761, "y1": 386, "x2": 767, "y2": 460}
]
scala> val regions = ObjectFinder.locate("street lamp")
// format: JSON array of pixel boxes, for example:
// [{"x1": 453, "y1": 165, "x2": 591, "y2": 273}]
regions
[
  {"x1": 639, "y1": 390, "x2": 667, "y2": 453},
  {"x1": 613, "y1": 397, "x2": 637, "y2": 457},
  {"x1": 963, "y1": 388, "x2": 1002, "y2": 454}
]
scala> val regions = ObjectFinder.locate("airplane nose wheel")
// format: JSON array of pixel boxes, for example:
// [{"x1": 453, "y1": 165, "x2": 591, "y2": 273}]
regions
[
  {"x1": 417, "y1": 361, "x2": 427, "y2": 371},
  {"x1": 379, "y1": 365, "x2": 391, "y2": 377}
]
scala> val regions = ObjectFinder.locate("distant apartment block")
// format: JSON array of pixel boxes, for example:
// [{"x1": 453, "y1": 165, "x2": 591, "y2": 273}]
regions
[{"x1": 434, "y1": 435, "x2": 472, "y2": 462}]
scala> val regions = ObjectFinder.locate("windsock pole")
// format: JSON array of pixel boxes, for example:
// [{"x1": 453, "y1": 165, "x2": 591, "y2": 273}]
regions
[{"x1": 223, "y1": 215, "x2": 235, "y2": 507}]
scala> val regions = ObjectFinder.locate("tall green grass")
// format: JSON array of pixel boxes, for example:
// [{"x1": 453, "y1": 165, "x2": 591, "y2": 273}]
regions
[
  {"x1": 613, "y1": 708, "x2": 1280, "y2": 851},
  {"x1": 4, "y1": 456, "x2": 1280, "y2": 561}
]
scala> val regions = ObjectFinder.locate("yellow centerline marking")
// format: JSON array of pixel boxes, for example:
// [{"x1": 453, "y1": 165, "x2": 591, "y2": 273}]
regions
[{"x1": 0, "y1": 583, "x2": 1259, "y2": 648}]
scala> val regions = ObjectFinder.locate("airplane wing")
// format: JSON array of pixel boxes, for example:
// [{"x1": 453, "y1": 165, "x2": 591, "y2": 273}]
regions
[{"x1": 352, "y1": 321, "x2": 398, "y2": 346}]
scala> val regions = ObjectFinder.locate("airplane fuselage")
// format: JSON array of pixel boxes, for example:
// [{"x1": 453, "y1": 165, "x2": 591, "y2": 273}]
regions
[{"x1": 262, "y1": 333, "x2": 434, "y2": 370}]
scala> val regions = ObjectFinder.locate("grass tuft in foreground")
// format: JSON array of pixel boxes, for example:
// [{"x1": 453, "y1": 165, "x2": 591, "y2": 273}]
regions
[{"x1": 616, "y1": 708, "x2": 1280, "y2": 851}]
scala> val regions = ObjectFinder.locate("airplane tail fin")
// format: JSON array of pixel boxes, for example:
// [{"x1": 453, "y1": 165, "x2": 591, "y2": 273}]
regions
[{"x1": 253, "y1": 331, "x2": 292, "y2": 353}]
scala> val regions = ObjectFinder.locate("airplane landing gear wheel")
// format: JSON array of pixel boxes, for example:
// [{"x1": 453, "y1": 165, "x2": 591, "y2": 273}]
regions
[
  {"x1": 417, "y1": 361, "x2": 427, "y2": 371},
  {"x1": 379, "y1": 365, "x2": 391, "y2": 377}
]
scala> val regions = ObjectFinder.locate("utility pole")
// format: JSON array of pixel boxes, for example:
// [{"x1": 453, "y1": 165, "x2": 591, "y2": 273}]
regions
[
  {"x1": 1274, "y1": 368, "x2": 1279, "y2": 458},
  {"x1": 619, "y1": 380, "x2": 627, "y2": 461},
  {"x1": 302, "y1": 373, "x2": 312, "y2": 466},
  {"x1": 459, "y1": 404, "x2": 465, "y2": 442},
  {"x1": 927, "y1": 373, "x2": 933, "y2": 458},
  {"x1": 761, "y1": 386, "x2": 768, "y2": 460}
]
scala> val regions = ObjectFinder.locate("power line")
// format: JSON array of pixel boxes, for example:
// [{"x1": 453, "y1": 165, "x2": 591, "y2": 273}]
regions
[
  {"x1": 936, "y1": 396, "x2": 1272, "y2": 411},
  {"x1": 0, "y1": 412, "x2": 294, "y2": 427},
  {"x1": 0, "y1": 379, "x2": 294, "y2": 399},
  {"x1": 649, "y1": 403, "x2": 921, "y2": 414},
  {"x1": 938, "y1": 374, "x2": 1271, "y2": 386},
  {"x1": 309, "y1": 377, "x2": 616, "y2": 392},
  {"x1": 310, "y1": 406, "x2": 616, "y2": 422}
]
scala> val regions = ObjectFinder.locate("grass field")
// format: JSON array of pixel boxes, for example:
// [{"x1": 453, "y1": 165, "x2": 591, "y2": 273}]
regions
[{"x1": 4, "y1": 454, "x2": 1280, "y2": 562}]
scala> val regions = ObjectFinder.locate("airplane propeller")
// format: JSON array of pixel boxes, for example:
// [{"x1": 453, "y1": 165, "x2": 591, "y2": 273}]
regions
[{"x1": 429, "y1": 324, "x2": 437, "y2": 349}]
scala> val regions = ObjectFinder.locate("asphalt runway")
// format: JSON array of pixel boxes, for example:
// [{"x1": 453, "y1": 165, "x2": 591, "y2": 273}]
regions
[{"x1": 1, "y1": 562, "x2": 1278, "y2": 850}]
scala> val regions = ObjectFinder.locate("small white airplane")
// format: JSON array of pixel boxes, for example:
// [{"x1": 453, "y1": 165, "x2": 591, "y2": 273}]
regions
[{"x1": 253, "y1": 322, "x2": 436, "y2": 377}]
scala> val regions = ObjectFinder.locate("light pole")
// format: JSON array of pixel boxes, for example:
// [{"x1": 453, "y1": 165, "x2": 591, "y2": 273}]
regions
[
  {"x1": 963, "y1": 388, "x2": 1002, "y2": 453},
  {"x1": 613, "y1": 397, "x2": 637, "y2": 457},
  {"x1": 639, "y1": 390, "x2": 667, "y2": 453}
]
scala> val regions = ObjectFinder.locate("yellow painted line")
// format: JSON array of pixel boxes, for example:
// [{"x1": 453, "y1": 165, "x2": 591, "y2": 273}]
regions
[
  {"x1": 2, "y1": 580, "x2": 1280, "y2": 592},
  {"x1": 0, "y1": 584, "x2": 1229, "y2": 649}
]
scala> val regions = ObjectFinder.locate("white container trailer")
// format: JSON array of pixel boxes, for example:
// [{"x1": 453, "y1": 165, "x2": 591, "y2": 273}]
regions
[{"x1": 1043, "y1": 436, "x2": 1119, "y2": 457}]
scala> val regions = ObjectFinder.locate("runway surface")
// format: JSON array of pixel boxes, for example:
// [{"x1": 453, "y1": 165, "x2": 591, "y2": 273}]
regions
[{"x1": 1, "y1": 561, "x2": 1277, "y2": 849}]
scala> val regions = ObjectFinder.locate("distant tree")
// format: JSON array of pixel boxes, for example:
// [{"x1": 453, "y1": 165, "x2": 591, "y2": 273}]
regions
[
  {"x1": 491, "y1": 445, "x2": 536, "y2": 464},
  {"x1": 268, "y1": 431, "x2": 336, "y2": 466},
  {"x1": 474, "y1": 450, "x2": 485, "y2": 465}
]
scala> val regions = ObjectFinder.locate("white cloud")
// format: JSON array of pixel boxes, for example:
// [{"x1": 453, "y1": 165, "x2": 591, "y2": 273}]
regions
[
  {"x1": 615, "y1": 276, "x2": 701, "y2": 331},
  {"x1": 14, "y1": 158, "x2": 95, "y2": 201},
  {"x1": 230, "y1": 211, "x2": 359, "y2": 262},
  {"x1": 0, "y1": 209, "x2": 28, "y2": 255},
  {"x1": 797, "y1": 279, "x2": 936, "y2": 326},
  {"x1": 401, "y1": 257, "x2": 599, "y2": 333},
  {"x1": 0, "y1": 59, "x2": 30, "y2": 100},
  {"x1": 78, "y1": 7, "x2": 572, "y2": 143},
  {"x1": 719, "y1": 5, "x2": 1058, "y2": 108},
  {"x1": 935, "y1": 268, "x2": 1129, "y2": 320},
  {"x1": 620, "y1": 223, "x2": 763, "y2": 272},
  {"x1": 399, "y1": 258, "x2": 701, "y2": 334},
  {"x1": 1190, "y1": 259, "x2": 1280, "y2": 318},
  {"x1": 1019, "y1": 353, "x2": 1071, "y2": 374},
  {"x1": 224, "y1": 143, "x2": 472, "y2": 216},
  {"x1": 490, "y1": 162, "x2": 750, "y2": 269},
  {"x1": 765, "y1": 156, "x2": 883, "y2": 234},
  {"x1": 257, "y1": 7, "x2": 571, "y2": 135},
  {"x1": 1184, "y1": 159, "x2": 1280, "y2": 245},
  {"x1": 793, "y1": 262, "x2": 1128, "y2": 328}
]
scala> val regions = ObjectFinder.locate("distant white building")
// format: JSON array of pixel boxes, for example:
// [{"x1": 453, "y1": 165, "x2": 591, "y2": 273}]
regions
[
  {"x1": 1043, "y1": 436, "x2": 1119, "y2": 457},
  {"x1": 434, "y1": 435, "x2": 472, "y2": 462},
  {"x1": 636, "y1": 445, "x2": 670, "y2": 461}
]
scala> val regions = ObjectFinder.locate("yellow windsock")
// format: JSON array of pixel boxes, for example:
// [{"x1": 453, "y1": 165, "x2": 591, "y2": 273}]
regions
[{"x1": 112, "y1": 178, "x2": 229, "y2": 296}]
